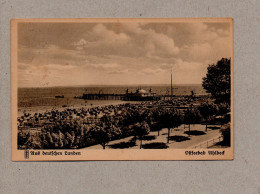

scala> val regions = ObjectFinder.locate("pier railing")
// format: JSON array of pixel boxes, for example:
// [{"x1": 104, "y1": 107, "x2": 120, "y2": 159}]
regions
[
  {"x1": 80, "y1": 93, "x2": 207, "y2": 101},
  {"x1": 191, "y1": 135, "x2": 223, "y2": 149}
]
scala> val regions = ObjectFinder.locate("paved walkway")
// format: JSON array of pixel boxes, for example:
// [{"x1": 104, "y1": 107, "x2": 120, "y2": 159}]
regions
[{"x1": 83, "y1": 124, "x2": 222, "y2": 149}]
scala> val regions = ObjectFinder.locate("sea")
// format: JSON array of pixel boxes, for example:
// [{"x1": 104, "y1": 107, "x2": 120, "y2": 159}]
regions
[{"x1": 18, "y1": 85, "x2": 207, "y2": 114}]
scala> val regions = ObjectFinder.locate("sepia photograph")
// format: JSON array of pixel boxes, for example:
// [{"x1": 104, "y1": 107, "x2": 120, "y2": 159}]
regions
[{"x1": 11, "y1": 18, "x2": 233, "y2": 160}]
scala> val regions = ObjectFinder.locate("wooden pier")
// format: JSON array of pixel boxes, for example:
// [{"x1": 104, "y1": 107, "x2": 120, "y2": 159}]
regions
[
  {"x1": 82, "y1": 93, "x2": 124, "y2": 100},
  {"x1": 80, "y1": 93, "x2": 206, "y2": 101}
]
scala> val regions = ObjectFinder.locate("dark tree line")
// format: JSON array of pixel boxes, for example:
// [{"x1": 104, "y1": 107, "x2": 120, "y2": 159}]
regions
[
  {"x1": 202, "y1": 58, "x2": 231, "y2": 105},
  {"x1": 202, "y1": 58, "x2": 231, "y2": 146}
]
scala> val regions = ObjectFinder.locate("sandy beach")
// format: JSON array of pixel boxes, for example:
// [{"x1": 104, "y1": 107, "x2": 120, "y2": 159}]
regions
[{"x1": 18, "y1": 99, "x2": 140, "y2": 117}]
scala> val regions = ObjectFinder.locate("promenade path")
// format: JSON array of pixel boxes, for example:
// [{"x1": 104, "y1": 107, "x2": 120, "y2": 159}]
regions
[{"x1": 83, "y1": 124, "x2": 222, "y2": 149}]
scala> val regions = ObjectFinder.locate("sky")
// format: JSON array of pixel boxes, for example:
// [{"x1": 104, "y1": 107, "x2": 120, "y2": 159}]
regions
[{"x1": 18, "y1": 21, "x2": 232, "y2": 87}]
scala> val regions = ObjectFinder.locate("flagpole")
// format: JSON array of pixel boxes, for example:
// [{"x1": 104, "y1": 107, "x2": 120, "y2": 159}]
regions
[{"x1": 171, "y1": 68, "x2": 173, "y2": 98}]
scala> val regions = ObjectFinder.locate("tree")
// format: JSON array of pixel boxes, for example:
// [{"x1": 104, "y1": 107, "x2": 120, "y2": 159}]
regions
[
  {"x1": 91, "y1": 125, "x2": 111, "y2": 149},
  {"x1": 125, "y1": 108, "x2": 146, "y2": 125},
  {"x1": 220, "y1": 124, "x2": 231, "y2": 146},
  {"x1": 184, "y1": 108, "x2": 201, "y2": 133},
  {"x1": 133, "y1": 121, "x2": 150, "y2": 149},
  {"x1": 216, "y1": 102, "x2": 230, "y2": 126},
  {"x1": 91, "y1": 122, "x2": 122, "y2": 149},
  {"x1": 151, "y1": 108, "x2": 163, "y2": 136},
  {"x1": 202, "y1": 58, "x2": 231, "y2": 104},
  {"x1": 198, "y1": 102, "x2": 217, "y2": 131},
  {"x1": 109, "y1": 124, "x2": 122, "y2": 141},
  {"x1": 160, "y1": 109, "x2": 183, "y2": 143},
  {"x1": 217, "y1": 102, "x2": 230, "y2": 115}
]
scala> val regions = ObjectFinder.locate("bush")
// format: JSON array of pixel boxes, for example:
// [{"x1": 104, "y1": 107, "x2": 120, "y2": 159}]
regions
[{"x1": 220, "y1": 124, "x2": 231, "y2": 146}]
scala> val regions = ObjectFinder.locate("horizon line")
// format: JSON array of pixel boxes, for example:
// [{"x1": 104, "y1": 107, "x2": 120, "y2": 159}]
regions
[{"x1": 18, "y1": 83, "x2": 203, "y2": 89}]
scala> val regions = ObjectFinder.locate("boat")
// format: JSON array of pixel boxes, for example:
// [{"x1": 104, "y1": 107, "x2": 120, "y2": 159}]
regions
[{"x1": 55, "y1": 95, "x2": 64, "y2": 98}]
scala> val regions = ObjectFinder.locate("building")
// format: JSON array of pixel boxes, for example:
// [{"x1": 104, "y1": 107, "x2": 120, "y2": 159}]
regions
[{"x1": 123, "y1": 88, "x2": 160, "y2": 101}]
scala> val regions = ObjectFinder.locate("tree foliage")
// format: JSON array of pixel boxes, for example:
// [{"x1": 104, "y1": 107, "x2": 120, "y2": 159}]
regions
[
  {"x1": 198, "y1": 102, "x2": 218, "y2": 130},
  {"x1": 160, "y1": 109, "x2": 183, "y2": 143},
  {"x1": 220, "y1": 124, "x2": 231, "y2": 146},
  {"x1": 202, "y1": 58, "x2": 231, "y2": 104},
  {"x1": 184, "y1": 108, "x2": 201, "y2": 131},
  {"x1": 91, "y1": 123, "x2": 121, "y2": 149},
  {"x1": 216, "y1": 102, "x2": 230, "y2": 116},
  {"x1": 133, "y1": 121, "x2": 150, "y2": 148}
]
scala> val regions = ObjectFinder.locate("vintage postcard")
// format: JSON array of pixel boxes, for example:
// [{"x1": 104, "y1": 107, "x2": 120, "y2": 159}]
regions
[{"x1": 11, "y1": 18, "x2": 233, "y2": 161}]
